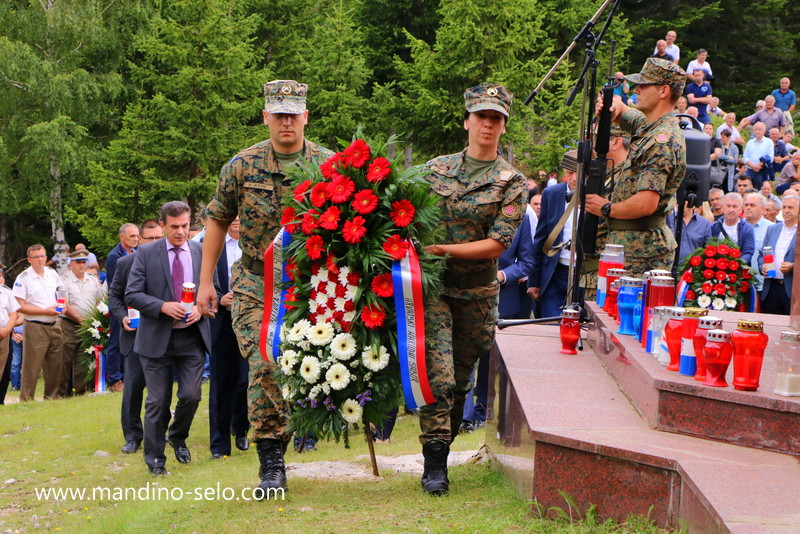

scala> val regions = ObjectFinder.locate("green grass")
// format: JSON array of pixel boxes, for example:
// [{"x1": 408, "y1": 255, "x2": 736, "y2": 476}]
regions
[{"x1": 0, "y1": 382, "x2": 674, "y2": 533}]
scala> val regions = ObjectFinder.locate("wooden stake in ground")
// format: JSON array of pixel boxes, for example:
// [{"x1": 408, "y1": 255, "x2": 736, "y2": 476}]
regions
[{"x1": 364, "y1": 416, "x2": 379, "y2": 476}]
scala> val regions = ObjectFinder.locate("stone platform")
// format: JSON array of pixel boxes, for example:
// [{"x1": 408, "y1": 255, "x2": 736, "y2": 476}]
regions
[{"x1": 486, "y1": 308, "x2": 800, "y2": 533}]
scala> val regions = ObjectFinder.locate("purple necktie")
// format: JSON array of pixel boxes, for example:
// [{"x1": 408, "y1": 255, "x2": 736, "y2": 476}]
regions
[{"x1": 171, "y1": 246, "x2": 184, "y2": 301}]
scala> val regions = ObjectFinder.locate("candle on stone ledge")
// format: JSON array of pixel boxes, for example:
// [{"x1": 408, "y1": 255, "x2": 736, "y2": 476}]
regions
[
  {"x1": 731, "y1": 320, "x2": 769, "y2": 391},
  {"x1": 774, "y1": 331, "x2": 800, "y2": 397}
]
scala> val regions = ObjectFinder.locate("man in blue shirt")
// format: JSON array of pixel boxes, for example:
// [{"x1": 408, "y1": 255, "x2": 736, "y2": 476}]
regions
[
  {"x1": 685, "y1": 69, "x2": 712, "y2": 124},
  {"x1": 772, "y1": 77, "x2": 796, "y2": 135},
  {"x1": 667, "y1": 203, "x2": 712, "y2": 267},
  {"x1": 742, "y1": 122, "x2": 774, "y2": 188}
]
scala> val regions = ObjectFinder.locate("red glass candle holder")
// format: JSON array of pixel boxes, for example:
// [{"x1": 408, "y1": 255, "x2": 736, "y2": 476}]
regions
[
  {"x1": 731, "y1": 320, "x2": 769, "y2": 391},
  {"x1": 604, "y1": 268, "x2": 626, "y2": 315},
  {"x1": 559, "y1": 309, "x2": 581, "y2": 355},
  {"x1": 664, "y1": 307, "x2": 684, "y2": 371},
  {"x1": 693, "y1": 316, "x2": 723, "y2": 382},
  {"x1": 703, "y1": 329, "x2": 732, "y2": 387}
]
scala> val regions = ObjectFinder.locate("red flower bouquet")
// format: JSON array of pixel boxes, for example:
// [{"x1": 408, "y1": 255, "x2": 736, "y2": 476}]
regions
[{"x1": 679, "y1": 238, "x2": 757, "y2": 312}]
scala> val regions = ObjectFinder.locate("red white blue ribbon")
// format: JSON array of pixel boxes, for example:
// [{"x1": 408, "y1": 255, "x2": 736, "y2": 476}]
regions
[
  {"x1": 260, "y1": 229, "x2": 291, "y2": 364},
  {"x1": 392, "y1": 243, "x2": 435, "y2": 410},
  {"x1": 94, "y1": 345, "x2": 106, "y2": 393},
  {"x1": 676, "y1": 271, "x2": 691, "y2": 306}
]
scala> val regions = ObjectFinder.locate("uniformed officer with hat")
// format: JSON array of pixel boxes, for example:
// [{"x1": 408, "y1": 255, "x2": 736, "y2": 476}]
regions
[
  {"x1": 58, "y1": 248, "x2": 104, "y2": 396},
  {"x1": 585, "y1": 58, "x2": 688, "y2": 276},
  {"x1": 197, "y1": 80, "x2": 332, "y2": 496},
  {"x1": 417, "y1": 83, "x2": 527, "y2": 495}
]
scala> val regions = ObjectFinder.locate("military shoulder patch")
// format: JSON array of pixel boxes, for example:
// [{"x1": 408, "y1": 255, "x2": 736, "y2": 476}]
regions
[
  {"x1": 501, "y1": 203, "x2": 519, "y2": 218},
  {"x1": 655, "y1": 133, "x2": 669, "y2": 144},
  {"x1": 497, "y1": 170, "x2": 514, "y2": 182}
]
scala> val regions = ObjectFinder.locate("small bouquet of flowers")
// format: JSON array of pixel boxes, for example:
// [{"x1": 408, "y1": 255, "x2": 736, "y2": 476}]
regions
[
  {"x1": 678, "y1": 238, "x2": 758, "y2": 312},
  {"x1": 270, "y1": 135, "x2": 443, "y2": 449},
  {"x1": 78, "y1": 299, "x2": 111, "y2": 388}
]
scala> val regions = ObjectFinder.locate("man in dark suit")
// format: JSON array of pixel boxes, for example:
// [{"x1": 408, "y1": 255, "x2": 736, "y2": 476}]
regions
[
  {"x1": 208, "y1": 216, "x2": 250, "y2": 459},
  {"x1": 710, "y1": 192, "x2": 755, "y2": 264},
  {"x1": 108, "y1": 220, "x2": 163, "y2": 454},
  {"x1": 105, "y1": 223, "x2": 140, "y2": 392},
  {"x1": 126, "y1": 201, "x2": 216, "y2": 476},
  {"x1": 528, "y1": 150, "x2": 578, "y2": 319},
  {"x1": 758, "y1": 195, "x2": 797, "y2": 315}
]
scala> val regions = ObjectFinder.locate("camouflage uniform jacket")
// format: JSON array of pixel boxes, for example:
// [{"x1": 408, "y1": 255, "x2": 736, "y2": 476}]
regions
[
  {"x1": 425, "y1": 149, "x2": 527, "y2": 300},
  {"x1": 610, "y1": 109, "x2": 686, "y2": 259},
  {"x1": 206, "y1": 138, "x2": 333, "y2": 279}
]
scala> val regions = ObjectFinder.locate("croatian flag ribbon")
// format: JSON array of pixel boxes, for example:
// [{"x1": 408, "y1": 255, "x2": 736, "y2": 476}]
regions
[
  {"x1": 392, "y1": 243, "x2": 435, "y2": 410},
  {"x1": 94, "y1": 345, "x2": 106, "y2": 393},
  {"x1": 260, "y1": 229, "x2": 291, "y2": 364},
  {"x1": 676, "y1": 270, "x2": 691, "y2": 306}
]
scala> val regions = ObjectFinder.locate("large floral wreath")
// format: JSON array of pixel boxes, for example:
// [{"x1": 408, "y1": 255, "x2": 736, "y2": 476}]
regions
[
  {"x1": 678, "y1": 238, "x2": 758, "y2": 312},
  {"x1": 78, "y1": 299, "x2": 111, "y2": 387},
  {"x1": 273, "y1": 136, "x2": 443, "y2": 445}
]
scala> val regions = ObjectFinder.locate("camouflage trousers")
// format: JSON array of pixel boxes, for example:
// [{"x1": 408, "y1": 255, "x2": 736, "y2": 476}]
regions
[
  {"x1": 625, "y1": 253, "x2": 674, "y2": 278},
  {"x1": 230, "y1": 262, "x2": 290, "y2": 444},
  {"x1": 418, "y1": 293, "x2": 498, "y2": 445}
]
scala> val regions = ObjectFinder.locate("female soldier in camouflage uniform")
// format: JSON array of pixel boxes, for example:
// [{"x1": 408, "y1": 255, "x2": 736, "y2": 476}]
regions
[{"x1": 418, "y1": 84, "x2": 526, "y2": 495}]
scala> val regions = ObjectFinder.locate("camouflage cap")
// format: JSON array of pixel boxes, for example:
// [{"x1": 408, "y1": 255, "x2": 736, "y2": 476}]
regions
[
  {"x1": 609, "y1": 123, "x2": 626, "y2": 138},
  {"x1": 624, "y1": 58, "x2": 687, "y2": 90},
  {"x1": 464, "y1": 83, "x2": 513, "y2": 117},
  {"x1": 264, "y1": 80, "x2": 307, "y2": 114}
]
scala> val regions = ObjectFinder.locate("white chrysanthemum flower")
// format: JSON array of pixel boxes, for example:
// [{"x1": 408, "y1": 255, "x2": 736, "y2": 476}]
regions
[
  {"x1": 91, "y1": 328, "x2": 101, "y2": 340},
  {"x1": 325, "y1": 281, "x2": 338, "y2": 297},
  {"x1": 333, "y1": 297, "x2": 347, "y2": 312},
  {"x1": 309, "y1": 384, "x2": 322, "y2": 400},
  {"x1": 322, "y1": 382, "x2": 331, "y2": 395},
  {"x1": 91, "y1": 320, "x2": 102, "y2": 328},
  {"x1": 310, "y1": 274, "x2": 324, "y2": 288},
  {"x1": 724, "y1": 297, "x2": 737, "y2": 309},
  {"x1": 318, "y1": 267, "x2": 329, "y2": 280},
  {"x1": 309, "y1": 300, "x2": 318, "y2": 314},
  {"x1": 345, "y1": 285, "x2": 358, "y2": 300},
  {"x1": 349, "y1": 359, "x2": 359, "y2": 368},
  {"x1": 315, "y1": 291, "x2": 329, "y2": 307},
  {"x1": 322, "y1": 308, "x2": 335, "y2": 322},
  {"x1": 341, "y1": 398, "x2": 362, "y2": 424},
  {"x1": 279, "y1": 350, "x2": 299, "y2": 375},
  {"x1": 326, "y1": 363, "x2": 351, "y2": 390},
  {"x1": 287, "y1": 319, "x2": 311, "y2": 343},
  {"x1": 712, "y1": 298, "x2": 725, "y2": 310},
  {"x1": 307, "y1": 321, "x2": 334, "y2": 346},
  {"x1": 298, "y1": 340, "x2": 311, "y2": 352},
  {"x1": 96, "y1": 302, "x2": 109, "y2": 314},
  {"x1": 330, "y1": 333, "x2": 357, "y2": 360},
  {"x1": 343, "y1": 310, "x2": 356, "y2": 323},
  {"x1": 362, "y1": 345, "x2": 390, "y2": 372},
  {"x1": 85, "y1": 347, "x2": 95, "y2": 354},
  {"x1": 337, "y1": 266, "x2": 351, "y2": 286},
  {"x1": 299, "y1": 356, "x2": 321, "y2": 384},
  {"x1": 697, "y1": 295, "x2": 712, "y2": 308}
]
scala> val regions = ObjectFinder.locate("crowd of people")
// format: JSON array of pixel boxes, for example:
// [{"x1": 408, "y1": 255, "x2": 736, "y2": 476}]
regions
[{"x1": 0, "y1": 32, "x2": 797, "y2": 500}]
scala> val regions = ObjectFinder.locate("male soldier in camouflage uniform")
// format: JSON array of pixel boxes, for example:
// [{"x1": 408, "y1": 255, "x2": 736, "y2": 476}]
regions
[
  {"x1": 197, "y1": 80, "x2": 332, "y2": 498},
  {"x1": 586, "y1": 58, "x2": 688, "y2": 277},
  {"x1": 419, "y1": 84, "x2": 526, "y2": 495}
]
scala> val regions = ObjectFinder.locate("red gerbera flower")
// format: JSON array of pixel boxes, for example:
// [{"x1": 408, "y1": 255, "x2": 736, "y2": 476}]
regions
[
  {"x1": 714, "y1": 283, "x2": 727, "y2": 295},
  {"x1": 728, "y1": 273, "x2": 738, "y2": 283},
  {"x1": 285, "y1": 259, "x2": 298, "y2": 281},
  {"x1": 311, "y1": 262, "x2": 321, "y2": 276},
  {"x1": 311, "y1": 182, "x2": 329, "y2": 207},
  {"x1": 306, "y1": 235, "x2": 324, "y2": 260},
  {"x1": 383, "y1": 234, "x2": 409, "y2": 259},
  {"x1": 704, "y1": 246, "x2": 717, "y2": 257},
  {"x1": 342, "y1": 216, "x2": 367, "y2": 244},
  {"x1": 686, "y1": 290, "x2": 696, "y2": 300},
  {"x1": 301, "y1": 209, "x2": 320, "y2": 235},
  {"x1": 390, "y1": 199, "x2": 415, "y2": 227},
  {"x1": 371, "y1": 273, "x2": 394, "y2": 298},
  {"x1": 742, "y1": 269, "x2": 752, "y2": 279},
  {"x1": 702, "y1": 282, "x2": 713, "y2": 294},
  {"x1": 740, "y1": 281, "x2": 750, "y2": 292},
  {"x1": 715, "y1": 271, "x2": 727, "y2": 281},
  {"x1": 327, "y1": 175, "x2": 355, "y2": 203},
  {"x1": 728, "y1": 262, "x2": 740, "y2": 271},
  {"x1": 326, "y1": 252, "x2": 339, "y2": 274},
  {"x1": 738, "y1": 303, "x2": 746, "y2": 312},
  {"x1": 716, "y1": 258, "x2": 728, "y2": 270},
  {"x1": 319, "y1": 206, "x2": 341, "y2": 230},
  {"x1": 366, "y1": 157, "x2": 392, "y2": 183},
  {"x1": 293, "y1": 180, "x2": 313, "y2": 202},
  {"x1": 702, "y1": 269, "x2": 715, "y2": 279},
  {"x1": 352, "y1": 189, "x2": 379, "y2": 214},
  {"x1": 320, "y1": 152, "x2": 347, "y2": 179},
  {"x1": 343, "y1": 139, "x2": 371, "y2": 169},
  {"x1": 729, "y1": 248, "x2": 741, "y2": 259},
  {"x1": 284, "y1": 286, "x2": 299, "y2": 311},
  {"x1": 704, "y1": 258, "x2": 716, "y2": 269},
  {"x1": 280, "y1": 206, "x2": 299, "y2": 234},
  {"x1": 361, "y1": 303, "x2": 386, "y2": 329},
  {"x1": 716, "y1": 244, "x2": 730, "y2": 255},
  {"x1": 689, "y1": 256, "x2": 702, "y2": 266},
  {"x1": 685, "y1": 272, "x2": 694, "y2": 283}
]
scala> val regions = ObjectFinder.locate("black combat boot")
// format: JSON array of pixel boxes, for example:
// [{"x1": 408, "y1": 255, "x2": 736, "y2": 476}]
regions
[
  {"x1": 255, "y1": 439, "x2": 287, "y2": 499},
  {"x1": 421, "y1": 440, "x2": 450, "y2": 495}
]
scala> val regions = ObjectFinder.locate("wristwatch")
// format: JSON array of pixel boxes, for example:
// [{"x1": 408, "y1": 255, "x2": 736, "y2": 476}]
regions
[{"x1": 600, "y1": 202, "x2": 613, "y2": 218}]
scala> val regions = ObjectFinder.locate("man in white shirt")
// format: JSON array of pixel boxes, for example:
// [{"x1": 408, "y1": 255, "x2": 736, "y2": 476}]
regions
[
  {"x1": 716, "y1": 113, "x2": 744, "y2": 147},
  {"x1": 653, "y1": 30, "x2": 680, "y2": 64},
  {"x1": 13, "y1": 244, "x2": 63, "y2": 401},
  {"x1": 758, "y1": 195, "x2": 797, "y2": 314},
  {"x1": 0, "y1": 266, "x2": 20, "y2": 405},
  {"x1": 686, "y1": 49, "x2": 712, "y2": 79}
]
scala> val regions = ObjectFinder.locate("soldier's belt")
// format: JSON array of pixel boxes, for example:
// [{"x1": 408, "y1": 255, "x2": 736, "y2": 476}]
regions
[
  {"x1": 443, "y1": 267, "x2": 497, "y2": 289},
  {"x1": 240, "y1": 251, "x2": 264, "y2": 275},
  {"x1": 607, "y1": 215, "x2": 666, "y2": 231}
]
